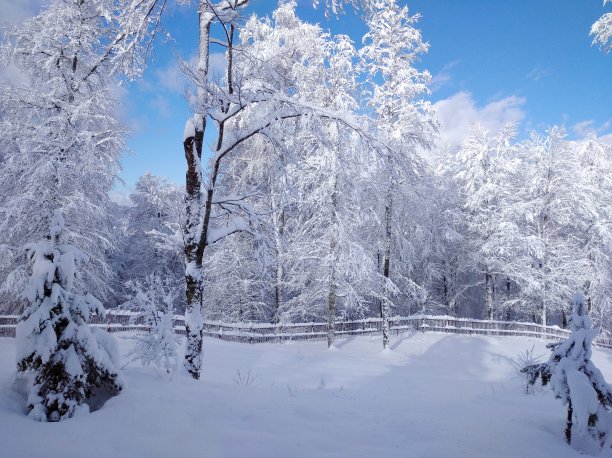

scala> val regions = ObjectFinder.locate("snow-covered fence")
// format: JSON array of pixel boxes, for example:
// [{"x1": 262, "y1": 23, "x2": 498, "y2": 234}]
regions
[{"x1": 2, "y1": 312, "x2": 612, "y2": 348}]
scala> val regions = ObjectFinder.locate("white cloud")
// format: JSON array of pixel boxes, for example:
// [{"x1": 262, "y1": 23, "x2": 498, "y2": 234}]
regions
[
  {"x1": 432, "y1": 91, "x2": 526, "y2": 153},
  {"x1": 526, "y1": 65, "x2": 551, "y2": 82},
  {"x1": 572, "y1": 120, "x2": 597, "y2": 137},
  {"x1": 150, "y1": 94, "x2": 171, "y2": 118},
  {"x1": 0, "y1": 0, "x2": 43, "y2": 23},
  {"x1": 155, "y1": 61, "x2": 189, "y2": 94},
  {"x1": 208, "y1": 52, "x2": 227, "y2": 81},
  {"x1": 154, "y1": 52, "x2": 225, "y2": 95},
  {"x1": 430, "y1": 61, "x2": 458, "y2": 92},
  {"x1": 109, "y1": 190, "x2": 134, "y2": 207},
  {"x1": 571, "y1": 119, "x2": 612, "y2": 143}
]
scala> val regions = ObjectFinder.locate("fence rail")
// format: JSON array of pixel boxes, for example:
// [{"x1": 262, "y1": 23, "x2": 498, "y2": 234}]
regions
[{"x1": 2, "y1": 312, "x2": 611, "y2": 348}]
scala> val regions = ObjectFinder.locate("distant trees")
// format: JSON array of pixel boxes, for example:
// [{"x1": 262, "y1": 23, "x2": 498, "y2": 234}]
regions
[
  {"x1": 113, "y1": 173, "x2": 184, "y2": 310},
  {"x1": 442, "y1": 127, "x2": 612, "y2": 325},
  {"x1": 450, "y1": 124, "x2": 518, "y2": 321},
  {"x1": 515, "y1": 129, "x2": 594, "y2": 326}
]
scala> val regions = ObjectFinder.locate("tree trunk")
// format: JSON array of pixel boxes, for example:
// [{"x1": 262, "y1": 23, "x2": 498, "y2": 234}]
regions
[
  {"x1": 182, "y1": 1, "x2": 212, "y2": 379},
  {"x1": 327, "y1": 166, "x2": 339, "y2": 348},
  {"x1": 183, "y1": 130, "x2": 204, "y2": 379},
  {"x1": 585, "y1": 277, "x2": 593, "y2": 316},
  {"x1": 565, "y1": 400, "x2": 573, "y2": 444},
  {"x1": 541, "y1": 286, "x2": 547, "y2": 326},
  {"x1": 485, "y1": 270, "x2": 494, "y2": 321},
  {"x1": 327, "y1": 219, "x2": 337, "y2": 347},
  {"x1": 586, "y1": 295, "x2": 592, "y2": 316},
  {"x1": 327, "y1": 269, "x2": 336, "y2": 348},
  {"x1": 274, "y1": 208, "x2": 285, "y2": 323},
  {"x1": 381, "y1": 193, "x2": 392, "y2": 349}
]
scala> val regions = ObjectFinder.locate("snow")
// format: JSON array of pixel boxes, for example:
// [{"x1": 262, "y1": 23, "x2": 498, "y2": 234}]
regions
[
  {"x1": 183, "y1": 117, "x2": 196, "y2": 142},
  {"x1": 1, "y1": 332, "x2": 609, "y2": 456},
  {"x1": 566, "y1": 370, "x2": 599, "y2": 427}
]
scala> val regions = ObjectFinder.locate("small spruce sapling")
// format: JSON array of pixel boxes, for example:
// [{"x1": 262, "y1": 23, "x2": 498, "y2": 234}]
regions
[
  {"x1": 122, "y1": 274, "x2": 179, "y2": 377},
  {"x1": 16, "y1": 211, "x2": 123, "y2": 421},
  {"x1": 523, "y1": 292, "x2": 612, "y2": 454}
]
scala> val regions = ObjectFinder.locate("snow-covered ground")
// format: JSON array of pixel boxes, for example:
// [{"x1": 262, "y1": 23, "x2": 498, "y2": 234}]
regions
[{"x1": 2, "y1": 332, "x2": 611, "y2": 457}]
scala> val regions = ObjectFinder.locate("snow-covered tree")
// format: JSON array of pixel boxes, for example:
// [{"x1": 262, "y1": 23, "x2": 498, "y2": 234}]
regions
[
  {"x1": 179, "y1": 0, "x2": 381, "y2": 376},
  {"x1": 451, "y1": 124, "x2": 519, "y2": 320},
  {"x1": 574, "y1": 135, "x2": 612, "y2": 323},
  {"x1": 359, "y1": 0, "x2": 437, "y2": 347},
  {"x1": 204, "y1": 233, "x2": 270, "y2": 323},
  {"x1": 0, "y1": 0, "x2": 129, "y2": 308},
  {"x1": 278, "y1": 32, "x2": 380, "y2": 346},
  {"x1": 122, "y1": 274, "x2": 180, "y2": 377},
  {"x1": 592, "y1": 0, "x2": 612, "y2": 54},
  {"x1": 513, "y1": 128, "x2": 592, "y2": 325},
  {"x1": 524, "y1": 293, "x2": 612, "y2": 454},
  {"x1": 113, "y1": 173, "x2": 184, "y2": 310},
  {"x1": 16, "y1": 211, "x2": 123, "y2": 422}
]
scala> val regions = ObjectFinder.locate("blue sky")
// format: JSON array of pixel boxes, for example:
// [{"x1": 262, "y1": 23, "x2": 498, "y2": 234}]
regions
[
  {"x1": 116, "y1": 0, "x2": 611, "y2": 194},
  {"x1": 3, "y1": 0, "x2": 609, "y2": 194}
]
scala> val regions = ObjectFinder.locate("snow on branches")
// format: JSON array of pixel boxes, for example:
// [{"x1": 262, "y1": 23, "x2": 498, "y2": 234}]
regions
[
  {"x1": 0, "y1": 0, "x2": 125, "y2": 306},
  {"x1": 523, "y1": 293, "x2": 612, "y2": 454},
  {"x1": 122, "y1": 275, "x2": 180, "y2": 378},
  {"x1": 592, "y1": 0, "x2": 612, "y2": 54},
  {"x1": 16, "y1": 211, "x2": 123, "y2": 422}
]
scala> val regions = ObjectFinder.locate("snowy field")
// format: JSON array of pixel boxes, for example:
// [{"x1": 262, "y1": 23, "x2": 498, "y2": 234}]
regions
[{"x1": 2, "y1": 332, "x2": 611, "y2": 457}]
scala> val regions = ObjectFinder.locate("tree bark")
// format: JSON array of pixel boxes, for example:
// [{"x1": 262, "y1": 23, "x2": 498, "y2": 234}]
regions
[
  {"x1": 327, "y1": 164, "x2": 339, "y2": 348},
  {"x1": 327, "y1": 264, "x2": 336, "y2": 348},
  {"x1": 565, "y1": 400, "x2": 573, "y2": 444},
  {"x1": 183, "y1": 127, "x2": 205, "y2": 379},
  {"x1": 274, "y1": 207, "x2": 285, "y2": 323},
  {"x1": 182, "y1": 0, "x2": 212, "y2": 379},
  {"x1": 485, "y1": 270, "x2": 494, "y2": 321},
  {"x1": 541, "y1": 285, "x2": 547, "y2": 327},
  {"x1": 381, "y1": 192, "x2": 392, "y2": 349}
]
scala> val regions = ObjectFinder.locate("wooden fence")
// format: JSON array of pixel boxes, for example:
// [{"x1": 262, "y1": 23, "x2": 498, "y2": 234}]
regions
[{"x1": 2, "y1": 311, "x2": 612, "y2": 348}]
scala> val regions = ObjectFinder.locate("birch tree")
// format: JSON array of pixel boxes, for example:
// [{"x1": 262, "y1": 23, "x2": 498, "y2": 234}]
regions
[
  {"x1": 359, "y1": 0, "x2": 437, "y2": 347},
  {"x1": 179, "y1": 0, "x2": 385, "y2": 376}
]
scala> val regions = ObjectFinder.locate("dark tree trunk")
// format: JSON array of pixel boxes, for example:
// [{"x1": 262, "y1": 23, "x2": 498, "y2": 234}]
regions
[
  {"x1": 274, "y1": 208, "x2": 285, "y2": 323},
  {"x1": 183, "y1": 125, "x2": 205, "y2": 379},
  {"x1": 327, "y1": 169, "x2": 339, "y2": 348},
  {"x1": 485, "y1": 270, "x2": 494, "y2": 321},
  {"x1": 565, "y1": 400, "x2": 573, "y2": 444},
  {"x1": 381, "y1": 193, "x2": 392, "y2": 349}
]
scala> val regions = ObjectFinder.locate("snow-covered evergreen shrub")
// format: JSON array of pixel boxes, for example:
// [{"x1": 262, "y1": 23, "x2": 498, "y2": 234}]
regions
[
  {"x1": 122, "y1": 274, "x2": 179, "y2": 377},
  {"x1": 16, "y1": 212, "x2": 123, "y2": 422},
  {"x1": 523, "y1": 292, "x2": 612, "y2": 454}
]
